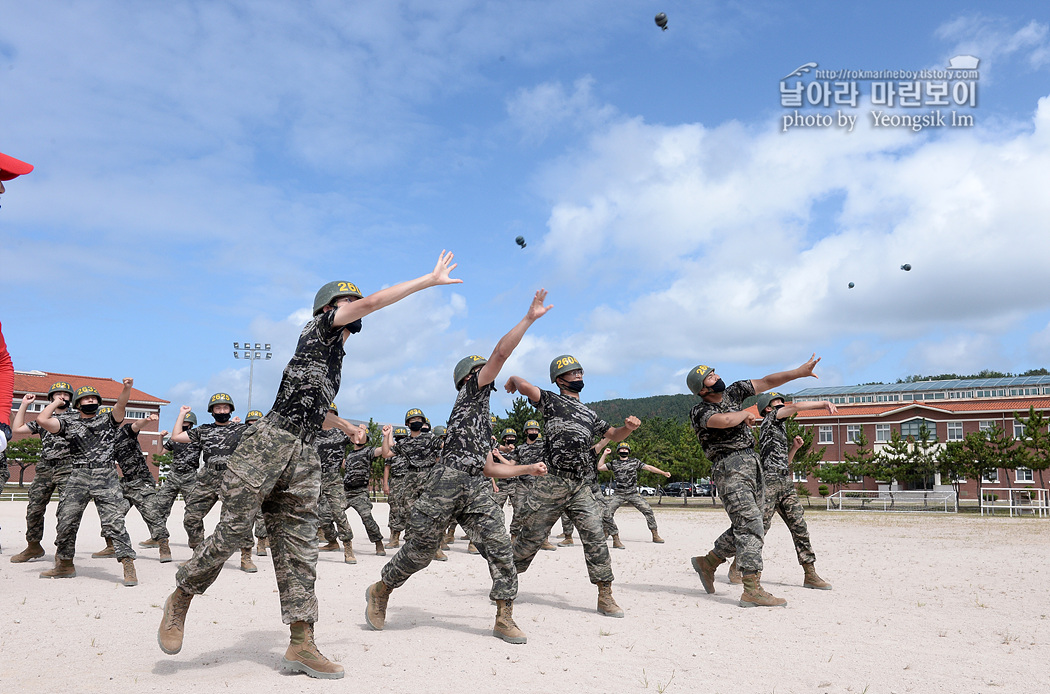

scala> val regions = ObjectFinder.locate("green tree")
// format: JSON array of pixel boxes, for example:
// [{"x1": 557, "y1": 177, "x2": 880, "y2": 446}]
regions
[
  {"x1": 786, "y1": 418, "x2": 826, "y2": 484},
  {"x1": 1016, "y1": 407, "x2": 1050, "y2": 487},
  {"x1": 936, "y1": 441, "x2": 968, "y2": 499},
  {"x1": 501, "y1": 397, "x2": 543, "y2": 439},
  {"x1": 6, "y1": 438, "x2": 41, "y2": 487},
  {"x1": 151, "y1": 451, "x2": 173, "y2": 481}
]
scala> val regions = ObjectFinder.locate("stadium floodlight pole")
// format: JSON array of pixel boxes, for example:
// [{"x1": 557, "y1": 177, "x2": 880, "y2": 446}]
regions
[{"x1": 233, "y1": 342, "x2": 272, "y2": 412}]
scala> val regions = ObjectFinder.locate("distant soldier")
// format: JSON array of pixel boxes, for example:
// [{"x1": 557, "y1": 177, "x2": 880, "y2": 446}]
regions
[
  {"x1": 506, "y1": 355, "x2": 640, "y2": 618},
  {"x1": 381, "y1": 408, "x2": 444, "y2": 559},
  {"x1": 9, "y1": 383, "x2": 78, "y2": 563},
  {"x1": 141, "y1": 411, "x2": 200, "y2": 558},
  {"x1": 687, "y1": 356, "x2": 822, "y2": 608},
  {"x1": 509, "y1": 420, "x2": 544, "y2": 541},
  {"x1": 599, "y1": 442, "x2": 671, "y2": 547},
  {"x1": 382, "y1": 425, "x2": 411, "y2": 548},
  {"x1": 342, "y1": 434, "x2": 389, "y2": 556},
  {"x1": 315, "y1": 403, "x2": 365, "y2": 564}
]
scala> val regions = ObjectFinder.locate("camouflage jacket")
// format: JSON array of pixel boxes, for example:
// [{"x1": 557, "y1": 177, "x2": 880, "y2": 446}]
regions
[
  {"x1": 394, "y1": 432, "x2": 442, "y2": 470},
  {"x1": 344, "y1": 445, "x2": 377, "y2": 489},
  {"x1": 759, "y1": 410, "x2": 791, "y2": 475},
  {"x1": 187, "y1": 421, "x2": 248, "y2": 469},
  {"x1": 608, "y1": 456, "x2": 645, "y2": 493},
  {"x1": 26, "y1": 411, "x2": 78, "y2": 464},
  {"x1": 689, "y1": 379, "x2": 756, "y2": 463},
  {"x1": 438, "y1": 376, "x2": 494, "y2": 476},
  {"x1": 315, "y1": 427, "x2": 351, "y2": 475},
  {"x1": 269, "y1": 309, "x2": 347, "y2": 435},
  {"x1": 535, "y1": 389, "x2": 610, "y2": 479},
  {"x1": 56, "y1": 411, "x2": 120, "y2": 467},
  {"x1": 163, "y1": 437, "x2": 202, "y2": 474},
  {"x1": 112, "y1": 422, "x2": 152, "y2": 480}
]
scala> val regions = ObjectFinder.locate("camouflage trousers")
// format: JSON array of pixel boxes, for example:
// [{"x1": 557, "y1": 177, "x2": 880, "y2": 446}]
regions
[
  {"x1": 343, "y1": 486, "x2": 384, "y2": 544},
  {"x1": 513, "y1": 475, "x2": 614, "y2": 584},
  {"x1": 507, "y1": 480, "x2": 529, "y2": 537},
  {"x1": 318, "y1": 471, "x2": 353, "y2": 543},
  {"x1": 55, "y1": 466, "x2": 135, "y2": 561},
  {"x1": 147, "y1": 467, "x2": 199, "y2": 541},
  {"x1": 382, "y1": 466, "x2": 517, "y2": 601},
  {"x1": 605, "y1": 491, "x2": 659, "y2": 535},
  {"x1": 710, "y1": 449, "x2": 766, "y2": 574},
  {"x1": 176, "y1": 418, "x2": 323, "y2": 624},
  {"x1": 115, "y1": 475, "x2": 167, "y2": 541},
  {"x1": 387, "y1": 475, "x2": 411, "y2": 534},
  {"x1": 23, "y1": 460, "x2": 72, "y2": 543},
  {"x1": 762, "y1": 472, "x2": 816, "y2": 565},
  {"x1": 560, "y1": 485, "x2": 616, "y2": 537},
  {"x1": 253, "y1": 512, "x2": 267, "y2": 539},
  {"x1": 183, "y1": 468, "x2": 252, "y2": 551}
]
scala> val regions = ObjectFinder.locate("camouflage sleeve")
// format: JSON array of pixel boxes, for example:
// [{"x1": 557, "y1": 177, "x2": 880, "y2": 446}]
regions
[
  {"x1": 728, "y1": 379, "x2": 756, "y2": 404},
  {"x1": 163, "y1": 437, "x2": 174, "y2": 451},
  {"x1": 594, "y1": 417, "x2": 610, "y2": 438},
  {"x1": 187, "y1": 426, "x2": 202, "y2": 446},
  {"x1": 27, "y1": 420, "x2": 42, "y2": 435},
  {"x1": 315, "y1": 306, "x2": 344, "y2": 339},
  {"x1": 691, "y1": 401, "x2": 716, "y2": 430}
]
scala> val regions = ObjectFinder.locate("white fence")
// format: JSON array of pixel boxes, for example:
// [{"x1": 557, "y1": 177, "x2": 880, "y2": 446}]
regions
[
  {"x1": 979, "y1": 487, "x2": 1049, "y2": 517},
  {"x1": 826, "y1": 489, "x2": 958, "y2": 513}
]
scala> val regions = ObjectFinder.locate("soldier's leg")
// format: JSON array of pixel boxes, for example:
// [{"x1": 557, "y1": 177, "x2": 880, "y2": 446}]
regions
[
  {"x1": 560, "y1": 511, "x2": 574, "y2": 536},
  {"x1": 565, "y1": 484, "x2": 615, "y2": 584},
  {"x1": 346, "y1": 489, "x2": 384, "y2": 544},
  {"x1": 323, "y1": 480, "x2": 354, "y2": 543},
  {"x1": 125, "y1": 477, "x2": 168, "y2": 541},
  {"x1": 388, "y1": 478, "x2": 406, "y2": 535},
  {"x1": 146, "y1": 474, "x2": 185, "y2": 541},
  {"x1": 508, "y1": 485, "x2": 527, "y2": 537},
  {"x1": 183, "y1": 472, "x2": 222, "y2": 547},
  {"x1": 461, "y1": 490, "x2": 517, "y2": 602},
  {"x1": 774, "y1": 480, "x2": 816, "y2": 565},
  {"x1": 512, "y1": 476, "x2": 571, "y2": 574},
  {"x1": 24, "y1": 463, "x2": 59, "y2": 543},
  {"x1": 53, "y1": 470, "x2": 92, "y2": 560},
  {"x1": 717, "y1": 452, "x2": 765, "y2": 574},
  {"x1": 626, "y1": 492, "x2": 659, "y2": 532},
  {"x1": 604, "y1": 494, "x2": 625, "y2": 536},
  {"x1": 380, "y1": 484, "x2": 456, "y2": 590},
  {"x1": 93, "y1": 470, "x2": 136, "y2": 560}
]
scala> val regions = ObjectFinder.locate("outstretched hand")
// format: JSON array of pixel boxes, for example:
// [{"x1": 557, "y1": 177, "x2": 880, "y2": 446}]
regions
[
  {"x1": 431, "y1": 250, "x2": 463, "y2": 286},
  {"x1": 798, "y1": 354, "x2": 821, "y2": 379},
  {"x1": 526, "y1": 289, "x2": 553, "y2": 321}
]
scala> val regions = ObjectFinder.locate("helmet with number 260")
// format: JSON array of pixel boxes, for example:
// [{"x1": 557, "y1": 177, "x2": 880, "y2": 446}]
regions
[
  {"x1": 313, "y1": 281, "x2": 364, "y2": 316},
  {"x1": 686, "y1": 365, "x2": 715, "y2": 396},
  {"x1": 549, "y1": 355, "x2": 582, "y2": 383}
]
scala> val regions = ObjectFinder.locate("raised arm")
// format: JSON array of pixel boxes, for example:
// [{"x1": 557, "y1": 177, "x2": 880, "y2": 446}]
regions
[
  {"x1": 603, "y1": 416, "x2": 641, "y2": 443},
  {"x1": 34, "y1": 397, "x2": 65, "y2": 434},
  {"x1": 331, "y1": 251, "x2": 462, "y2": 328},
  {"x1": 596, "y1": 447, "x2": 612, "y2": 472},
  {"x1": 642, "y1": 463, "x2": 672, "y2": 478},
  {"x1": 11, "y1": 393, "x2": 37, "y2": 435},
  {"x1": 112, "y1": 377, "x2": 133, "y2": 423},
  {"x1": 477, "y1": 289, "x2": 552, "y2": 388},
  {"x1": 777, "y1": 399, "x2": 837, "y2": 419},
  {"x1": 379, "y1": 424, "x2": 395, "y2": 459},
  {"x1": 788, "y1": 435, "x2": 804, "y2": 464},
  {"x1": 751, "y1": 354, "x2": 821, "y2": 394},
  {"x1": 484, "y1": 454, "x2": 546, "y2": 479},
  {"x1": 131, "y1": 413, "x2": 159, "y2": 434},
  {"x1": 706, "y1": 410, "x2": 757, "y2": 430},
  {"x1": 168, "y1": 405, "x2": 194, "y2": 443},
  {"x1": 504, "y1": 375, "x2": 541, "y2": 405},
  {"x1": 324, "y1": 411, "x2": 368, "y2": 444}
]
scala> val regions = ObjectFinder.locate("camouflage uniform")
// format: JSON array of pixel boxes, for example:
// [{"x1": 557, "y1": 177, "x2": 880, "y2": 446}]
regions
[
  {"x1": 690, "y1": 379, "x2": 765, "y2": 574},
  {"x1": 759, "y1": 411, "x2": 815, "y2": 565},
  {"x1": 53, "y1": 412, "x2": 136, "y2": 561},
  {"x1": 509, "y1": 440, "x2": 545, "y2": 537},
  {"x1": 183, "y1": 421, "x2": 250, "y2": 547},
  {"x1": 381, "y1": 377, "x2": 517, "y2": 600},
  {"x1": 393, "y1": 432, "x2": 443, "y2": 539},
  {"x1": 604, "y1": 456, "x2": 659, "y2": 534},
  {"x1": 111, "y1": 422, "x2": 167, "y2": 540},
  {"x1": 512, "y1": 390, "x2": 614, "y2": 584},
  {"x1": 315, "y1": 428, "x2": 354, "y2": 543},
  {"x1": 491, "y1": 446, "x2": 518, "y2": 511},
  {"x1": 23, "y1": 415, "x2": 76, "y2": 543},
  {"x1": 342, "y1": 445, "x2": 384, "y2": 543},
  {"x1": 385, "y1": 449, "x2": 411, "y2": 535},
  {"x1": 0, "y1": 449, "x2": 9, "y2": 488},
  {"x1": 147, "y1": 438, "x2": 201, "y2": 541},
  {"x1": 558, "y1": 447, "x2": 615, "y2": 537}
]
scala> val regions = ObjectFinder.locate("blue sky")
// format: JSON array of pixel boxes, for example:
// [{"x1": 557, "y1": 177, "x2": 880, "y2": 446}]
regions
[{"x1": 3, "y1": 1, "x2": 1050, "y2": 427}]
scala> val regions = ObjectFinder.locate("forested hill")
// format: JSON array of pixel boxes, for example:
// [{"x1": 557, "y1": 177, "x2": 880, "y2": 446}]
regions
[{"x1": 587, "y1": 394, "x2": 698, "y2": 425}]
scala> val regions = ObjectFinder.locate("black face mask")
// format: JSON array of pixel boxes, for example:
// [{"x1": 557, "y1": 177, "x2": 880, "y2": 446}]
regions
[
  {"x1": 619, "y1": 452, "x2": 629, "y2": 458},
  {"x1": 561, "y1": 379, "x2": 585, "y2": 393},
  {"x1": 504, "y1": 438, "x2": 517, "y2": 446},
  {"x1": 79, "y1": 402, "x2": 100, "y2": 415},
  {"x1": 408, "y1": 421, "x2": 424, "y2": 432},
  {"x1": 53, "y1": 398, "x2": 69, "y2": 410},
  {"x1": 526, "y1": 432, "x2": 539, "y2": 442},
  {"x1": 213, "y1": 413, "x2": 232, "y2": 424},
  {"x1": 345, "y1": 319, "x2": 362, "y2": 334},
  {"x1": 772, "y1": 404, "x2": 785, "y2": 414},
  {"x1": 708, "y1": 378, "x2": 726, "y2": 394},
  {"x1": 183, "y1": 424, "x2": 194, "y2": 431}
]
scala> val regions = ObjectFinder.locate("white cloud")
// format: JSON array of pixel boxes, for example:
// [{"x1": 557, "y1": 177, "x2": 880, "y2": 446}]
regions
[
  {"x1": 506, "y1": 76, "x2": 618, "y2": 145},
  {"x1": 936, "y1": 15, "x2": 1050, "y2": 73}
]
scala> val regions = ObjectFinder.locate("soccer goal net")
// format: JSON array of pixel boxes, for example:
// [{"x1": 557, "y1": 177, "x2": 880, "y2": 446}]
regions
[{"x1": 826, "y1": 489, "x2": 958, "y2": 513}]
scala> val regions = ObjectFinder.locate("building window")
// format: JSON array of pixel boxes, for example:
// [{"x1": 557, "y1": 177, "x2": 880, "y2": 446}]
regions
[
  {"x1": 818, "y1": 426, "x2": 834, "y2": 444},
  {"x1": 1017, "y1": 467, "x2": 1034, "y2": 483},
  {"x1": 846, "y1": 425, "x2": 861, "y2": 443},
  {"x1": 793, "y1": 470, "x2": 808, "y2": 483},
  {"x1": 983, "y1": 469, "x2": 999, "y2": 483},
  {"x1": 900, "y1": 419, "x2": 937, "y2": 442},
  {"x1": 875, "y1": 424, "x2": 890, "y2": 443},
  {"x1": 978, "y1": 420, "x2": 995, "y2": 433},
  {"x1": 1013, "y1": 422, "x2": 1026, "y2": 439},
  {"x1": 125, "y1": 410, "x2": 150, "y2": 420},
  {"x1": 947, "y1": 422, "x2": 963, "y2": 441}
]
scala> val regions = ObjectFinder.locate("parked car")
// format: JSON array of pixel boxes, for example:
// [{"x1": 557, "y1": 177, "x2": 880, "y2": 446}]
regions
[
  {"x1": 600, "y1": 483, "x2": 615, "y2": 496},
  {"x1": 696, "y1": 481, "x2": 716, "y2": 497},
  {"x1": 638, "y1": 486, "x2": 656, "y2": 496},
  {"x1": 662, "y1": 482, "x2": 695, "y2": 497}
]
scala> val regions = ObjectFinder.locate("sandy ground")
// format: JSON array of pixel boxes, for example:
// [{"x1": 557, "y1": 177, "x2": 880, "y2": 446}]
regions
[{"x1": 0, "y1": 498, "x2": 1047, "y2": 694}]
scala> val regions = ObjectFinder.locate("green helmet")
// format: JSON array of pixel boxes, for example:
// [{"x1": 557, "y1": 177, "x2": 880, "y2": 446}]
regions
[
  {"x1": 329, "y1": 402, "x2": 339, "y2": 414},
  {"x1": 48, "y1": 381, "x2": 74, "y2": 401},
  {"x1": 756, "y1": 392, "x2": 785, "y2": 414},
  {"x1": 73, "y1": 385, "x2": 101, "y2": 408},
  {"x1": 245, "y1": 410, "x2": 263, "y2": 423},
  {"x1": 501, "y1": 428, "x2": 517, "y2": 441},
  {"x1": 422, "y1": 418, "x2": 431, "y2": 432},
  {"x1": 184, "y1": 411, "x2": 198, "y2": 427},
  {"x1": 393, "y1": 426, "x2": 409, "y2": 439},
  {"x1": 550, "y1": 354, "x2": 582, "y2": 383},
  {"x1": 405, "y1": 408, "x2": 425, "y2": 424},
  {"x1": 454, "y1": 355, "x2": 487, "y2": 389},
  {"x1": 616, "y1": 442, "x2": 630, "y2": 452},
  {"x1": 433, "y1": 425, "x2": 447, "y2": 437},
  {"x1": 98, "y1": 406, "x2": 114, "y2": 416},
  {"x1": 524, "y1": 419, "x2": 540, "y2": 432},
  {"x1": 313, "y1": 281, "x2": 364, "y2": 316},
  {"x1": 686, "y1": 364, "x2": 715, "y2": 396},
  {"x1": 208, "y1": 392, "x2": 235, "y2": 413}
]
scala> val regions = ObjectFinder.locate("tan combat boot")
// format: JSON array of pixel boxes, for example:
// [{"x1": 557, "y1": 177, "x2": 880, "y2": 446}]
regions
[
  {"x1": 92, "y1": 537, "x2": 116, "y2": 558},
  {"x1": 39, "y1": 556, "x2": 76, "y2": 579},
  {"x1": 803, "y1": 563, "x2": 832, "y2": 590},
  {"x1": 385, "y1": 531, "x2": 400, "y2": 549},
  {"x1": 493, "y1": 599, "x2": 527, "y2": 644},
  {"x1": 240, "y1": 548, "x2": 258, "y2": 573},
  {"x1": 596, "y1": 581, "x2": 624, "y2": 618},
  {"x1": 611, "y1": 534, "x2": 625, "y2": 550},
  {"x1": 728, "y1": 558, "x2": 743, "y2": 585},
  {"x1": 281, "y1": 621, "x2": 344, "y2": 679},
  {"x1": 158, "y1": 539, "x2": 172, "y2": 563},
  {"x1": 651, "y1": 529, "x2": 665, "y2": 544},
  {"x1": 433, "y1": 547, "x2": 448, "y2": 562},
  {"x1": 443, "y1": 529, "x2": 455, "y2": 545},
  {"x1": 344, "y1": 542, "x2": 357, "y2": 565},
  {"x1": 158, "y1": 587, "x2": 193, "y2": 654},
  {"x1": 138, "y1": 537, "x2": 160, "y2": 549},
  {"x1": 690, "y1": 551, "x2": 725, "y2": 594},
  {"x1": 739, "y1": 573, "x2": 787, "y2": 608},
  {"x1": 375, "y1": 540, "x2": 386, "y2": 556},
  {"x1": 256, "y1": 537, "x2": 268, "y2": 557},
  {"x1": 365, "y1": 581, "x2": 392, "y2": 630},
  {"x1": 319, "y1": 539, "x2": 340, "y2": 552},
  {"x1": 558, "y1": 533, "x2": 574, "y2": 547},
  {"x1": 122, "y1": 557, "x2": 139, "y2": 586},
  {"x1": 467, "y1": 541, "x2": 480, "y2": 555},
  {"x1": 539, "y1": 539, "x2": 557, "y2": 551},
  {"x1": 10, "y1": 541, "x2": 45, "y2": 563}
]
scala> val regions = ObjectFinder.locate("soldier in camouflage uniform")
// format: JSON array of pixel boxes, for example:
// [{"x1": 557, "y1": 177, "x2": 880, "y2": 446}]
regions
[
  {"x1": 559, "y1": 438, "x2": 616, "y2": 546},
  {"x1": 159, "y1": 251, "x2": 461, "y2": 679},
  {"x1": 35, "y1": 382, "x2": 139, "y2": 585},
  {"x1": 505, "y1": 355, "x2": 639, "y2": 618},
  {"x1": 366, "y1": 289, "x2": 551, "y2": 644},
  {"x1": 509, "y1": 421, "x2": 545, "y2": 540},
  {"x1": 382, "y1": 408, "x2": 445, "y2": 558},
  {"x1": 90, "y1": 410, "x2": 170, "y2": 562},
  {"x1": 9, "y1": 384, "x2": 77, "y2": 563},
  {"x1": 244, "y1": 410, "x2": 270, "y2": 556},
  {"x1": 728, "y1": 392, "x2": 833, "y2": 590},
  {"x1": 141, "y1": 411, "x2": 200, "y2": 556},
  {"x1": 343, "y1": 437, "x2": 388, "y2": 555},
  {"x1": 170, "y1": 393, "x2": 257, "y2": 572},
  {"x1": 314, "y1": 403, "x2": 359, "y2": 563},
  {"x1": 491, "y1": 428, "x2": 519, "y2": 512},
  {"x1": 600, "y1": 442, "x2": 671, "y2": 547},
  {"x1": 382, "y1": 425, "x2": 411, "y2": 548},
  {"x1": 686, "y1": 356, "x2": 821, "y2": 608}
]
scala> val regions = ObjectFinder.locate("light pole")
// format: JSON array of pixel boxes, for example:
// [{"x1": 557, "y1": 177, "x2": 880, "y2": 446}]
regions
[{"x1": 233, "y1": 342, "x2": 272, "y2": 412}]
